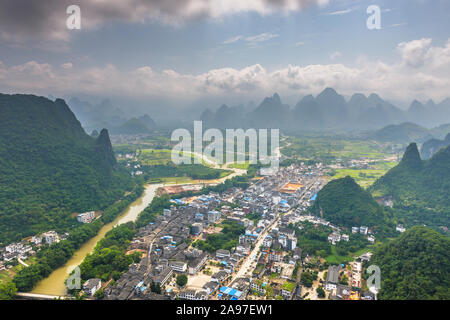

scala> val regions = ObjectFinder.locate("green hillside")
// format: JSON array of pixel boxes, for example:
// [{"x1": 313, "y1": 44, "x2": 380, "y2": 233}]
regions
[
  {"x1": 371, "y1": 226, "x2": 450, "y2": 300},
  {"x1": 369, "y1": 143, "x2": 450, "y2": 230},
  {"x1": 310, "y1": 176, "x2": 395, "y2": 236},
  {"x1": 0, "y1": 94, "x2": 133, "y2": 244}
]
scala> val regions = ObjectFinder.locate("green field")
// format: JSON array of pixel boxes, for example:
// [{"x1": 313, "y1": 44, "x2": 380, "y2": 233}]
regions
[
  {"x1": 324, "y1": 247, "x2": 370, "y2": 265},
  {"x1": 138, "y1": 149, "x2": 208, "y2": 166},
  {"x1": 282, "y1": 136, "x2": 401, "y2": 163},
  {"x1": 227, "y1": 162, "x2": 250, "y2": 170},
  {"x1": 329, "y1": 167, "x2": 393, "y2": 188},
  {"x1": 138, "y1": 149, "x2": 173, "y2": 165}
]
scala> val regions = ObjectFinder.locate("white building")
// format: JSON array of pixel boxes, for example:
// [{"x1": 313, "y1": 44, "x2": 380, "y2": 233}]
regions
[
  {"x1": 359, "y1": 226, "x2": 368, "y2": 235},
  {"x1": 77, "y1": 211, "x2": 95, "y2": 223},
  {"x1": 42, "y1": 231, "x2": 59, "y2": 245},
  {"x1": 170, "y1": 261, "x2": 187, "y2": 273},
  {"x1": 83, "y1": 278, "x2": 101, "y2": 296}
]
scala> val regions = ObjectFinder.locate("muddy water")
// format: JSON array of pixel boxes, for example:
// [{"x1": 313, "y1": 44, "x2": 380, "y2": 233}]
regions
[
  {"x1": 31, "y1": 160, "x2": 247, "y2": 296},
  {"x1": 31, "y1": 183, "x2": 161, "y2": 296}
]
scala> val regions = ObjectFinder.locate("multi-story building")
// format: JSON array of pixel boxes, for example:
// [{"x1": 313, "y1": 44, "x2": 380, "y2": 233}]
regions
[{"x1": 77, "y1": 211, "x2": 95, "y2": 224}]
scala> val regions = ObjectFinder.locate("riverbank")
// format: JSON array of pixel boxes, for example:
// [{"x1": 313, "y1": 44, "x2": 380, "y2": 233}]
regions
[
  {"x1": 31, "y1": 183, "x2": 160, "y2": 296},
  {"x1": 30, "y1": 160, "x2": 247, "y2": 296}
]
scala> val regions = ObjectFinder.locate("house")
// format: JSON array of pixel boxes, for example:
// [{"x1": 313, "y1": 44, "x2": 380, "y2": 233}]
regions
[
  {"x1": 170, "y1": 261, "x2": 187, "y2": 273},
  {"x1": 281, "y1": 281, "x2": 295, "y2": 300},
  {"x1": 236, "y1": 243, "x2": 251, "y2": 255},
  {"x1": 188, "y1": 252, "x2": 208, "y2": 275},
  {"x1": 216, "y1": 249, "x2": 231, "y2": 259},
  {"x1": 328, "y1": 232, "x2": 341, "y2": 245},
  {"x1": 203, "y1": 281, "x2": 219, "y2": 295},
  {"x1": 286, "y1": 237, "x2": 297, "y2": 251},
  {"x1": 352, "y1": 227, "x2": 359, "y2": 234},
  {"x1": 191, "y1": 223, "x2": 203, "y2": 235},
  {"x1": 396, "y1": 224, "x2": 406, "y2": 233},
  {"x1": 271, "y1": 263, "x2": 282, "y2": 274},
  {"x1": 83, "y1": 278, "x2": 102, "y2": 296},
  {"x1": 359, "y1": 226, "x2": 368, "y2": 235},
  {"x1": 211, "y1": 270, "x2": 229, "y2": 283},
  {"x1": 367, "y1": 235, "x2": 375, "y2": 243},
  {"x1": 268, "y1": 251, "x2": 281, "y2": 262},
  {"x1": 178, "y1": 289, "x2": 207, "y2": 300},
  {"x1": 42, "y1": 231, "x2": 59, "y2": 245},
  {"x1": 31, "y1": 236, "x2": 42, "y2": 245},
  {"x1": 250, "y1": 279, "x2": 266, "y2": 295},
  {"x1": 341, "y1": 234, "x2": 349, "y2": 242},
  {"x1": 262, "y1": 235, "x2": 273, "y2": 248},
  {"x1": 325, "y1": 265, "x2": 339, "y2": 291},
  {"x1": 207, "y1": 210, "x2": 221, "y2": 223},
  {"x1": 77, "y1": 211, "x2": 95, "y2": 224},
  {"x1": 153, "y1": 266, "x2": 173, "y2": 287}
]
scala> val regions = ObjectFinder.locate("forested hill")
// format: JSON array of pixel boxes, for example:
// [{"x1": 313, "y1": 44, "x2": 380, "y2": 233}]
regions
[
  {"x1": 310, "y1": 176, "x2": 395, "y2": 236},
  {"x1": 371, "y1": 226, "x2": 450, "y2": 300},
  {"x1": 0, "y1": 94, "x2": 133, "y2": 244},
  {"x1": 369, "y1": 143, "x2": 450, "y2": 230}
]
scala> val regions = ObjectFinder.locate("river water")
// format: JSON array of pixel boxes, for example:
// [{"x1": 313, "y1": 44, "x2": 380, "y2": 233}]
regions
[
  {"x1": 30, "y1": 162, "x2": 246, "y2": 296},
  {"x1": 31, "y1": 183, "x2": 162, "y2": 296}
]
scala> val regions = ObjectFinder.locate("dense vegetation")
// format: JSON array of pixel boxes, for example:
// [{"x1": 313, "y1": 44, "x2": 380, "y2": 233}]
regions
[
  {"x1": 143, "y1": 164, "x2": 230, "y2": 181},
  {"x1": 370, "y1": 143, "x2": 450, "y2": 230},
  {"x1": 135, "y1": 195, "x2": 173, "y2": 228},
  {"x1": 293, "y1": 221, "x2": 369, "y2": 259},
  {"x1": 12, "y1": 221, "x2": 103, "y2": 291},
  {"x1": 0, "y1": 281, "x2": 17, "y2": 300},
  {"x1": 0, "y1": 94, "x2": 133, "y2": 244},
  {"x1": 193, "y1": 221, "x2": 245, "y2": 253},
  {"x1": 311, "y1": 176, "x2": 396, "y2": 236},
  {"x1": 78, "y1": 222, "x2": 140, "y2": 283},
  {"x1": 12, "y1": 187, "x2": 143, "y2": 292},
  {"x1": 294, "y1": 222, "x2": 332, "y2": 257},
  {"x1": 371, "y1": 226, "x2": 450, "y2": 300}
]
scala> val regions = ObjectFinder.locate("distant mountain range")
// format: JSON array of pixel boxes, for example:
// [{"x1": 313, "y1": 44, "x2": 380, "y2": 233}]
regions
[
  {"x1": 67, "y1": 97, "x2": 156, "y2": 135},
  {"x1": 420, "y1": 133, "x2": 450, "y2": 159},
  {"x1": 199, "y1": 88, "x2": 450, "y2": 132},
  {"x1": 370, "y1": 122, "x2": 450, "y2": 144},
  {"x1": 0, "y1": 94, "x2": 133, "y2": 244}
]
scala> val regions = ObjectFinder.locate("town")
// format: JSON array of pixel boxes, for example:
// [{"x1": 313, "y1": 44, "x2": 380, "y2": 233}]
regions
[{"x1": 78, "y1": 163, "x2": 378, "y2": 301}]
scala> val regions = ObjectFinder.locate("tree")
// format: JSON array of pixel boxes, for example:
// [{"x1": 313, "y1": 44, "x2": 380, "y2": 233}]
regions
[
  {"x1": 94, "y1": 288, "x2": 104, "y2": 300},
  {"x1": 316, "y1": 286, "x2": 326, "y2": 298},
  {"x1": 150, "y1": 281, "x2": 161, "y2": 294},
  {"x1": 176, "y1": 274, "x2": 188, "y2": 287},
  {"x1": 0, "y1": 281, "x2": 17, "y2": 300}
]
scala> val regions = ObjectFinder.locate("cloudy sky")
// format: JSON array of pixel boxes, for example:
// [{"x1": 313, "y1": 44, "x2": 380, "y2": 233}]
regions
[{"x1": 0, "y1": 0, "x2": 450, "y2": 111}]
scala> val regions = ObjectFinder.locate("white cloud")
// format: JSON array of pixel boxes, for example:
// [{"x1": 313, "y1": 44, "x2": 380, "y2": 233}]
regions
[
  {"x1": 1, "y1": 38, "x2": 450, "y2": 103},
  {"x1": 329, "y1": 51, "x2": 342, "y2": 61},
  {"x1": 223, "y1": 35, "x2": 243, "y2": 44},
  {"x1": 398, "y1": 38, "x2": 432, "y2": 68},
  {"x1": 0, "y1": 0, "x2": 330, "y2": 43},
  {"x1": 326, "y1": 8, "x2": 353, "y2": 15},
  {"x1": 223, "y1": 32, "x2": 279, "y2": 46}
]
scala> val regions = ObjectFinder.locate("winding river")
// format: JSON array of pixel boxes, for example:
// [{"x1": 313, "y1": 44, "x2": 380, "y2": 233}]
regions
[
  {"x1": 30, "y1": 161, "x2": 246, "y2": 296},
  {"x1": 31, "y1": 183, "x2": 162, "y2": 296}
]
